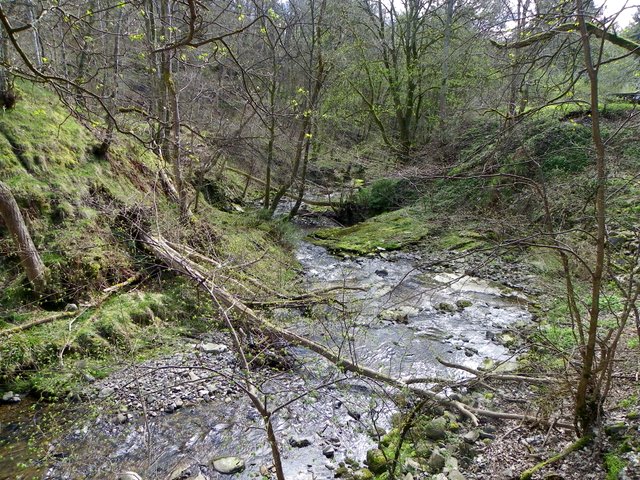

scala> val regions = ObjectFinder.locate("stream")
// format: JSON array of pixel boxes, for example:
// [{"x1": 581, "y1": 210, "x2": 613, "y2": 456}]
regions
[{"x1": 1, "y1": 241, "x2": 531, "y2": 480}]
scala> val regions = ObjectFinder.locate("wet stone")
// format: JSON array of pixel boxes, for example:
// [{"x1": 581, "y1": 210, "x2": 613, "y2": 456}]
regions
[
  {"x1": 353, "y1": 468, "x2": 374, "y2": 480},
  {"x1": 322, "y1": 446, "x2": 335, "y2": 458},
  {"x1": 98, "y1": 387, "x2": 115, "y2": 399},
  {"x1": 448, "y1": 471, "x2": 466, "y2": 480},
  {"x1": 289, "y1": 436, "x2": 313, "y2": 448},
  {"x1": 347, "y1": 409, "x2": 361, "y2": 421}
]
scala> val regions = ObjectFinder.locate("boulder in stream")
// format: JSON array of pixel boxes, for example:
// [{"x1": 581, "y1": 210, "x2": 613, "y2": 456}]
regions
[
  {"x1": 379, "y1": 306, "x2": 420, "y2": 323},
  {"x1": 436, "y1": 302, "x2": 457, "y2": 313},
  {"x1": 212, "y1": 456, "x2": 245, "y2": 474},
  {"x1": 289, "y1": 436, "x2": 313, "y2": 448}
]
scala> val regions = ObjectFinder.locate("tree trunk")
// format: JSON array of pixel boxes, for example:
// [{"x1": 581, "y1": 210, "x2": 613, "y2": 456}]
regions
[
  {"x1": 574, "y1": 0, "x2": 607, "y2": 434},
  {"x1": 0, "y1": 181, "x2": 46, "y2": 293},
  {"x1": 438, "y1": 0, "x2": 455, "y2": 136},
  {"x1": 0, "y1": 26, "x2": 15, "y2": 109}
]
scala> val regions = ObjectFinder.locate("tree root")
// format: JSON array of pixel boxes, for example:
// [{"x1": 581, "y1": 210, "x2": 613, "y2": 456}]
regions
[{"x1": 519, "y1": 435, "x2": 592, "y2": 480}]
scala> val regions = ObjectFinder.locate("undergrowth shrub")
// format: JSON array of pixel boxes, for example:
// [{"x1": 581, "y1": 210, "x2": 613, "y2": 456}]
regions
[{"x1": 336, "y1": 178, "x2": 421, "y2": 224}]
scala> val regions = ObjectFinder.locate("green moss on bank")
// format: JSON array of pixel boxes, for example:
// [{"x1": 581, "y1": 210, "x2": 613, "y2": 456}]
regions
[{"x1": 310, "y1": 208, "x2": 429, "y2": 255}]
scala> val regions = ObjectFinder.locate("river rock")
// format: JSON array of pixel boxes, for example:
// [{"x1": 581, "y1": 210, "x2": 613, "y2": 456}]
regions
[
  {"x1": 289, "y1": 436, "x2": 312, "y2": 448},
  {"x1": 352, "y1": 468, "x2": 374, "y2": 480},
  {"x1": 379, "y1": 306, "x2": 419, "y2": 323},
  {"x1": 168, "y1": 460, "x2": 201, "y2": 480},
  {"x1": 455, "y1": 300, "x2": 472, "y2": 310},
  {"x1": 444, "y1": 456, "x2": 458, "y2": 472},
  {"x1": 428, "y1": 450, "x2": 446, "y2": 472},
  {"x1": 436, "y1": 302, "x2": 456, "y2": 313},
  {"x1": 462, "y1": 430, "x2": 479, "y2": 444},
  {"x1": 404, "y1": 458, "x2": 422, "y2": 473},
  {"x1": 448, "y1": 471, "x2": 466, "y2": 480},
  {"x1": 322, "y1": 446, "x2": 335, "y2": 458},
  {"x1": 498, "y1": 332, "x2": 516, "y2": 347},
  {"x1": 98, "y1": 387, "x2": 115, "y2": 399},
  {"x1": 365, "y1": 448, "x2": 387, "y2": 474},
  {"x1": 347, "y1": 409, "x2": 361, "y2": 421},
  {"x1": 1, "y1": 391, "x2": 20, "y2": 403},
  {"x1": 200, "y1": 343, "x2": 227, "y2": 354},
  {"x1": 117, "y1": 472, "x2": 143, "y2": 480},
  {"x1": 212, "y1": 456, "x2": 245, "y2": 474},
  {"x1": 424, "y1": 416, "x2": 448, "y2": 440},
  {"x1": 464, "y1": 347, "x2": 478, "y2": 357}
]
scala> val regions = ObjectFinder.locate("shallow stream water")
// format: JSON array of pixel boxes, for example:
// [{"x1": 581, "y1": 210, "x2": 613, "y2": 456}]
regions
[{"x1": 1, "y1": 241, "x2": 531, "y2": 480}]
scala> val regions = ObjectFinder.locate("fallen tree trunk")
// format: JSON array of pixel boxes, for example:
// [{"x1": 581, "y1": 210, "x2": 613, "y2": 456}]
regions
[
  {"x1": 0, "y1": 180, "x2": 47, "y2": 294},
  {"x1": 134, "y1": 224, "x2": 570, "y2": 428}
]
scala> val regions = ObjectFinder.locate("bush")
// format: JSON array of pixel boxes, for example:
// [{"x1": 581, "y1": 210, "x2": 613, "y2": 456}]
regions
[{"x1": 337, "y1": 178, "x2": 421, "y2": 224}]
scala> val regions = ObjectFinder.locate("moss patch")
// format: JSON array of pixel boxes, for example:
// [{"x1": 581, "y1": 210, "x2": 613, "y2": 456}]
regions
[
  {"x1": 309, "y1": 208, "x2": 429, "y2": 255},
  {"x1": 437, "y1": 230, "x2": 488, "y2": 251}
]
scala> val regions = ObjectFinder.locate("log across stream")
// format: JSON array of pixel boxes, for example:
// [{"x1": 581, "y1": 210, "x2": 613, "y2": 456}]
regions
[{"x1": 2, "y1": 241, "x2": 533, "y2": 479}]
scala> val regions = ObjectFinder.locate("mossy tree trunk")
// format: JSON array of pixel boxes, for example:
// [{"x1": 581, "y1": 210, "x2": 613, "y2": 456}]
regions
[
  {"x1": 0, "y1": 25, "x2": 16, "y2": 109},
  {"x1": 0, "y1": 181, "x2": 46, "y2": 294},
  {"x1": 574, "y1": 0, "x2": 607, "y2": 434}
]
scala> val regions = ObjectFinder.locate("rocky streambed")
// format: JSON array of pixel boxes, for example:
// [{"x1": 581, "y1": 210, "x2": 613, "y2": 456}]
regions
[{"x1": 2, "y1": 241, "x2": 533, "y2": 480}]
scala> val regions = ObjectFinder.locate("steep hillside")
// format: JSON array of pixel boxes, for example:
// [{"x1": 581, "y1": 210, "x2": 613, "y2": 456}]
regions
[{"x1": 0, "y1": 84, "x2": 300, "y2": 397}]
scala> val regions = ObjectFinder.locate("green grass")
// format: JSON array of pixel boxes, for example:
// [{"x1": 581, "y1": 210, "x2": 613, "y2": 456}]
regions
[{"x1": 604, "y1": 452, "x2": 627, "y2": 480}]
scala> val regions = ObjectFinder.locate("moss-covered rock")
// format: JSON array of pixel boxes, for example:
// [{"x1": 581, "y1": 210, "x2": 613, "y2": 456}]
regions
[
  {"x1": 352, "y1": 468, "x2": 374, "y2": 480},
  {"x1": 365, "y1": 448, "x2": 388, "y2": 474},
  {"x1": 423, "y1": 416, "x2": 448, "y2": 440},
  {"x1": 309, "y1": 208, "x2": 428, "y2": 255},
  {"x1": 436, "y1": 302, "x2": 457, "y2": 314}
]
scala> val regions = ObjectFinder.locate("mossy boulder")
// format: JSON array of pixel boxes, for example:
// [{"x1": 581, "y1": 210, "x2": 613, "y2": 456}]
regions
[
  {"x1": 309, "y1": 208, "x2": 428, "y2": 255},
  {"x1": 423, "y1": 416, "x2": 448, "y2": 440},
  {"x1": 352, "y1": 468, "x2": 374, "y2": 480},
  {"x1": 455, "y1": 299, "x2": 473, "y2": 309},
  {"x1": 366, "y1": 448, "x2": 388, "y2": 474},
  {"x1": 436, "y1": 302, "x2": 457, "y2": 313}
]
